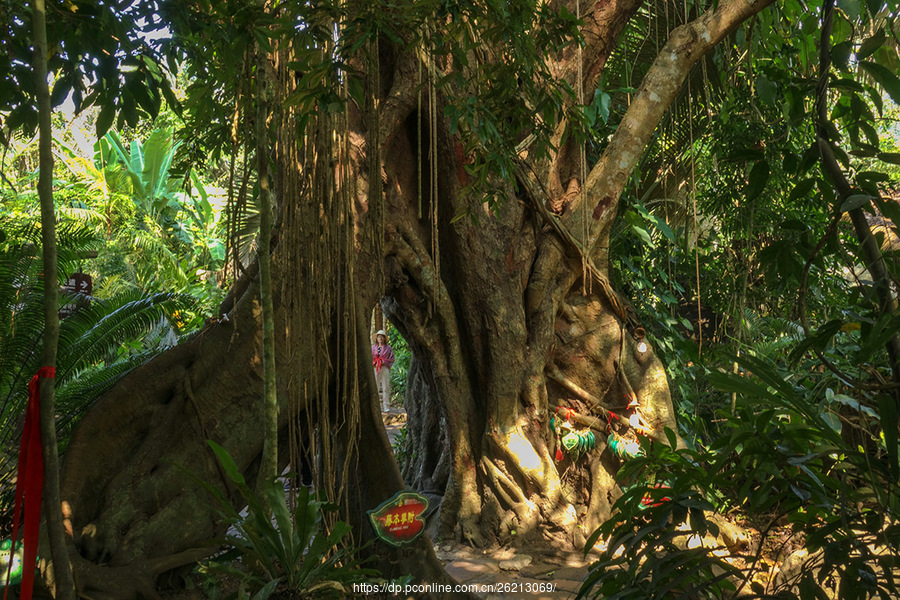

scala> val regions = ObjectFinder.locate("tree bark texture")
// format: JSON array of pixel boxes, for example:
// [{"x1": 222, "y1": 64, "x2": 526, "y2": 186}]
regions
[
  {"x1": 55, "y1": 0, "x2": 776, "y2": 595},
  {"x1": 255, "y1": 38, "x2": 279, "y2": 490},
  {"x1": 33, "y1": 0, "x2": 77, "y2": 595}
]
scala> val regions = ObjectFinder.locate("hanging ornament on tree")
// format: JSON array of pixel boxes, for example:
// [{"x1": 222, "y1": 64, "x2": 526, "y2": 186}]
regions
[
  {"x1": 550, "y1": 407, "x2": 597, "y2": 460},
  {"x1": 562, "y1": 431, "x2": 580, "y2": 453},
  {"x1": 608, "y1": 431, "x2": 644, "y2": 459},
  {"x1": 635, "y1": 328, "x2": 648, "y2": 354},
  {"x1": 627, "y1": 396, "x2": 652, "y2": 436}
]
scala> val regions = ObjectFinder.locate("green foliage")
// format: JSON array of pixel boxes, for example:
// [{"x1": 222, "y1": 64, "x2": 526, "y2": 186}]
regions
[
  {"x1": 592, "y1": 2, "x2": 900, "y2": 597},
  {"x1": 190, "y1": 442, "x2": 378, "y2": 599},
  {"x1": 387, "y1": 322, "x2": 411, "y2": 403},
  {"x1": 0, "y1": 223, "x2": 192, "y2": 535},
  {"x1": 2, "y1": 125, "x2": 228, "y2": 323},
  {"x1": 580, "y1": 356, "x2": 900, "y2": 598},
  {"x1": 100, "y1": 127, "x2": 227, "y2": 278},
  {"x1": 0, "y1": 0, "x2": 176, "y2": 141}
]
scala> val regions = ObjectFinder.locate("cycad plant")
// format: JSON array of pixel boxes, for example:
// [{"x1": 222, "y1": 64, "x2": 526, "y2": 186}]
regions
[
  {"x1": 192, "y1": 442, "x2": 378, "y2": 599},
  {"x1": 0, "y1": 223, "x2": 192, "y2": 533}
]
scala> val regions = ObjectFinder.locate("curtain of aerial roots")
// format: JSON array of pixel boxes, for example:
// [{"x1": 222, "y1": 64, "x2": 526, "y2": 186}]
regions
[{"x1": 276, "y1": 38, "x2": 361, "y2": 523}]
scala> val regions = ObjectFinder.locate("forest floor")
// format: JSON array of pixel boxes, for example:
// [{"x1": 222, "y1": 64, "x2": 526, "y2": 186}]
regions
[
  {"x1": 433, "y1": 542, "x2": 592, "y2": 599},
  {"x1": 161, "y1": 407, "x2": 803, "y2": 599}
]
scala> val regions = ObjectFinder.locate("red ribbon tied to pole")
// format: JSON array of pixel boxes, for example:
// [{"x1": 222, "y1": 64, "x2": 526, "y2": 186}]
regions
[{"x1": 4, "y1": 367, "x2": 54, "y2": 600}]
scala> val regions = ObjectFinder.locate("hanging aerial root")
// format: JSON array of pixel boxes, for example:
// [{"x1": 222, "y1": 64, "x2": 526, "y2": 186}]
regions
[{"x1": 515, "y1": 160, "x2": 637, "y2": 328}]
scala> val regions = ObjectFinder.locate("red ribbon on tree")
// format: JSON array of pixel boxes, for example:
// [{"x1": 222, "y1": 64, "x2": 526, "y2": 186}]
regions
[{"x1": 4, "y1": 367, "x2": 54, "y2": 600}]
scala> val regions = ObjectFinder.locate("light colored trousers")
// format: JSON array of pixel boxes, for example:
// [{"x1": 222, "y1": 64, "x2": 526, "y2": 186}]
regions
[{"x1": 375, "y1": 366, "x2": 391, "y2": 410}]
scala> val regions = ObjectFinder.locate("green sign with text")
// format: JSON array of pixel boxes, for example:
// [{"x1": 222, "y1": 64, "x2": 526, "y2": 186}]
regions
[{"x1": 368, "y1": 491, "x2": 429, "y2": 547}]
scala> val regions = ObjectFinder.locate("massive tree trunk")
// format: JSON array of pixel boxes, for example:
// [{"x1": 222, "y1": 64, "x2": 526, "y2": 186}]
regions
[
  {"x1": 379, "y1": 0, "x2": 775, "y2": 548},
  {"x1": 54, "y1": 0, "x2": 775, "y2": 595}
]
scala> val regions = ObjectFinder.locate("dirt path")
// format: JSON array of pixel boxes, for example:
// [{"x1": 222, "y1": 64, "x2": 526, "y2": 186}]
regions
[
  {"x1": 379, "y1": 408, "x2": 591, "y2": 599},
  {"x1": 432, "y1": 543, "x2": 591, "y2": 599}
]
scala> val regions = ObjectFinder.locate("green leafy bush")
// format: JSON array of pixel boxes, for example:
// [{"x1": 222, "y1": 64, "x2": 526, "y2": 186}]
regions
[
  {"x1": 387, "y1": 322, "x2": 410, "y2": 404},
  {"x1": 579, "y1": 354, "x2": 900, "y2": 600},
  {"x1": 192, "y1": 441, "x2": 378, "y2": 599}
]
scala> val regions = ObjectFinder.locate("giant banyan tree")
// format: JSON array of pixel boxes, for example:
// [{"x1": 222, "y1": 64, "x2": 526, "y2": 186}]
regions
[{"x1": 51, "y1": 0, "x2": 775, "y2": 595}]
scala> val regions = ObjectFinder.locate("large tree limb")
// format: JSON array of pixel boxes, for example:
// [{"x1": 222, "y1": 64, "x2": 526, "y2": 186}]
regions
[
  {"x1": 579, "y1": 0, "x2": 645, "y2": 91},
  {"x1": 542, "y1": 0, "x2": 644, "y2": 198},
  {"x1": 563, "y1": 0, "x2": 776, "y2": 253},
  {"x1": 547, "y1": 0, "x2": 644, "y2": 89},
  {"x1": 524, "y1": 0, "x2": 775, "y2": 355}
]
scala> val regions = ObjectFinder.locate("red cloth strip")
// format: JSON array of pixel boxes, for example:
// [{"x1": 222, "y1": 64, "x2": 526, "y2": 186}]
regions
[{"x1": 4, "y1": 367, "x2": 53, "y2": 600}]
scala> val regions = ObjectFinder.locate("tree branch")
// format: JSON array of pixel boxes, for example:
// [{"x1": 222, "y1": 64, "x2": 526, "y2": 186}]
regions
[{"x1": 564, "y1": 0, "x2": 777, "y2": 252}]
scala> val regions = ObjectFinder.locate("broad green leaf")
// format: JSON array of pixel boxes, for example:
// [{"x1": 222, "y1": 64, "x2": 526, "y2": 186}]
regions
[
  {"x1": 821, "y1": 412, "x2": 842, "y2": 434},
  {"x1": 142, "y1": 128, "x2": 178, "y2": 203},
  {"x1": 836, "y1": 0, "x2": 860, "y2": 20},
  {"x1": 790, "y1": 178, "x2": 817, "y2": 200},
  {"x1": 840, "y1": 194, "x2": 873, "y2": 212},
  {"x1": 707, "y1": 370, "x2": 777, "y2": 401},
  {"x1": 756, "y1": 75, "x2": 777, "y2": 105},
  {"x1": 799, "y1": 144, "x2": 820, "y2": 173},
  {"x1": 858, "y1": 29, "x2": 885, "y2": 60},
  {"x1": 860, "y1": 61, "x2": 900, "y2": 106},
  {"x1": 832, "y1": 41, "x2": 854, "y2": 70},
  {"x1": 830, "y1": 394, "x2": 880, "y2": 419},
  {"x1": 252, "y1": 579, "x2": 281, "y2": 600},
  {"x1": 746, "y1": 160, "x2": 770, "y2": 200},
  {"x1": 631, "y1": 224, "x2": 653, "y2": 247},
  {"x1": 207, "y1": 440, "x2": 246, "y2": 486},
  {"x1": 96, "y1": 102, "x2": 115, "y2": 138},
  {"x1": 51, "y1": 77, "x2": 71, "y2": 108}
]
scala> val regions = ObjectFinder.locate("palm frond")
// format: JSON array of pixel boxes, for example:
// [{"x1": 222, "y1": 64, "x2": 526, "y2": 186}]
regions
[
  {"x1": 0, "y1": 226, "x2": 192, "y2": 454},
  {"x1": 57, "y1": 291, "x2": 188, "y2": 379}
]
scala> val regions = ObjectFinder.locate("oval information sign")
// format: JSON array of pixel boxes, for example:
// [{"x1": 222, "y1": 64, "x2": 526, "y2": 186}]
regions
[{"x1": 368, "y1": 491, "x2": 429, "y2": 547}]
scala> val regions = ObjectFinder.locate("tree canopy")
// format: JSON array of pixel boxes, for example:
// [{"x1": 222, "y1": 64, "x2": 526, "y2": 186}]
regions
[{"x1": 2, "y1": 0, "x2": 900, "y2": 598}]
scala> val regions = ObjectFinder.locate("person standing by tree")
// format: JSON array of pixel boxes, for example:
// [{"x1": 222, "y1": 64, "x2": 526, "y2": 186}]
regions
[{"x1": 372, "y1": 330, "x2": 395, "y2": 412}]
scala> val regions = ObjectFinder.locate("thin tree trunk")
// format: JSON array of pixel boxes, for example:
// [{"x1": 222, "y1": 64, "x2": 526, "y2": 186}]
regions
[
  {"x1": 256, "y1": 40, "x2": 278, "y2": 487},
  {"x1": 33, "y1": 0, "x2": 76, "y2": 596},
  {"x1": 817, "y1": 0, "x2": 900, "y2": 475}
]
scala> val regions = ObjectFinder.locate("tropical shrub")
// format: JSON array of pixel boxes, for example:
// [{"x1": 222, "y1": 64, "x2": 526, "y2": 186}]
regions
[
  {"x1": 192, "y1": 441, "x2": 378, "y2": 599},
  {"x1": 579, "y1": 353, "x2": 900, "y2": 600},
  {"x1": 0, "y1": 223, "x2": 191, "y2": 535}
]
